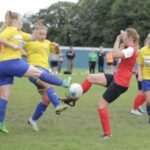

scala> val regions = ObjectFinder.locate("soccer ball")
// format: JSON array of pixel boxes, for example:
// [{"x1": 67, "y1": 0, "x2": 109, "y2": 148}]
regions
[{"x1": 68, "y1": 83, "x2": 83, "y2": 99}]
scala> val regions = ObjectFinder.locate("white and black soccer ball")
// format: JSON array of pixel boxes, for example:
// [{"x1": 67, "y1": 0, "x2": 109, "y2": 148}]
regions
[{"x1": 68, "y1": 83, "x2": 83, "y2": 99}]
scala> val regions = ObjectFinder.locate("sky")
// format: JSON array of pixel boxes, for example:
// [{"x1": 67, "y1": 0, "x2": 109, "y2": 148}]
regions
[{"x1": 0, "y1": 0, "x2": 78, "y2": 21}]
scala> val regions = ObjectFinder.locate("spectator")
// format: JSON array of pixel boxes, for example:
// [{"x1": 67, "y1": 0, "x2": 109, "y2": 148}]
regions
[
  {"x1": 106, "y1": 51, "x2": 114, "y2": 74},
  {"x1": 49, "y1": 52, "x2": 59, "y2": 75},
  {"x1": 58, "y1": 51, "x2": 64, "y2": 74},
  {"x1": 97, "y1": 46, "x2": 105, "y2": 73},
  {"x1": 66, "y1": 46, "x2": 75, "y2": 74},
  {"x1": 88, "y1": 50, "x2": 97, "y2": 73}
]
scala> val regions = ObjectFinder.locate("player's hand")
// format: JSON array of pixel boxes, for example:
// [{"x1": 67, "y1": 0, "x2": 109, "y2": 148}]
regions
[
  {"x1": 52, "y1": 42, "x2": 60, "y2": 54},
  {"x1": 117, "y1": 34, "x2": 122, "y2": 41},
  {"x1": 138, "y1": 75, "x2": 142, "y2": 81}
]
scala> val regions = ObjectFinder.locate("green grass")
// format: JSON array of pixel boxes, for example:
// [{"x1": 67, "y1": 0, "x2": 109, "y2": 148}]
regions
[{"x1": 0, "y1": 69, "x2": 149, "y2": 150}]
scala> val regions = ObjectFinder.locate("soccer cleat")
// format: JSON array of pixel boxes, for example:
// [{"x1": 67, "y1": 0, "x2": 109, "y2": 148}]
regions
[
  {"x1": 0, "y1": 123, "x2": 8, "y2": 133},
  {"x1": 100, "y1": 134, "x2": 112, "y2": 140},
  {"x1": 62, "y1": 76, "x2": 72, "y2": 88},
  {"x1": 131, "y1": 109, "x2": 143, "y2": 116},
  {"x1": 28, "y1": 118, "x2": 39, "y2": 132},
  {"x1": 55, "y1": 103, "x2": 67, "y2": 115},
  {"x1": 138, "y1": 106, "x2": 145, "y2": 114},
  {"x1": 60, "y1": 97, "x2": 77, "y2": 107}
]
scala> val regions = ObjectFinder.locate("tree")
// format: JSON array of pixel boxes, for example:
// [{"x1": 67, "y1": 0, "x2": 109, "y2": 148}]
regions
[{"x1": 25, "y1": 0, "x2": 150, "y2": 47}]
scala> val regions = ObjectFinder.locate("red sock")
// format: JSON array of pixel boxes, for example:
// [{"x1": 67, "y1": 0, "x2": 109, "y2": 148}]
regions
[
  {"x1": 98, "y1": 108, "x2": 111, "y2": 136},
  {"x1": 133, "y1": 94, "x2": 145, "y2": 110},
  {"x1": 81, "y1": 79, "x2": 92, "y2": 93},
  {"x1": 139, "y1": 95, "x2": 145, "y2": 106}
]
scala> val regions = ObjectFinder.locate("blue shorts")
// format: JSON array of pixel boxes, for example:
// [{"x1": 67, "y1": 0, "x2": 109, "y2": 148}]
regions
[
  {"x1": 28, "y1": 66, "x2": 50, "y2": 91},
  {"x1": 142, "y1": 80, "x2": 150, "y2": 92},
  {"x1": 0, "y1": 59, "x2": 29, "y2": 86}
]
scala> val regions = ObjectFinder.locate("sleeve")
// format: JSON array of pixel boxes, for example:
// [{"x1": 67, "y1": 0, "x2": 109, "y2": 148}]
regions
[
  {"x1": 122, "y1": 47, "x2": 134, "y2": 58},
  {"x1": 0, "y1": 27, "x2": 14, "y2": 40},
  {"x1": 20, "y1": 31, "x2": 31, "y2": 41}
]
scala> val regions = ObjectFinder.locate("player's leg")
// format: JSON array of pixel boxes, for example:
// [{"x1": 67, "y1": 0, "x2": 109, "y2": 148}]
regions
[
  {"x1": 98, "y1": 98, "x2": 111, "y2": 139},
  {"x1": 24, "y1": 65, "x2": 71, "y2": 88},
  {"x1": 28, "y1": 91, "x2": 50, "y2": 132},
  {"x1": 46, "y1": 86, "x2": 67, "y2": 115},
  {"x1": 82, "y1": 73, "x2": 107, "y2": 93},
  {"x1": 62, "y1": 74, "x2": 111, "y2": 105},
  {"x1": 141, "y1": 80, "x2": 150, "y2": 123},
  {"x1": 131, "y1": 91, "x2": 145, "y2": 115},
  {"x1": 131, "y1": 80, "x2": 145, "y2": 115},
  {"x1": 2, "y1": 58, "x2": 70, "y2": 90},
  {"x1": 0, "y1": 84, "x2": 12, "y2": 133},
  {"x1": 36, "y1": 68, "x2": 68, "y2": 114},
  {"x1": 0, "y1": 60, "x2": 23, "y2": 133},
  {"x1": 145, "y1": 92, "x2": 150, "y2": 123},
  {"x1": 98, "y1": 81, "x2": 128, "y2": 139},
  {"x1": 28, "y1": 68, "x2": 68, "y2": 115}
]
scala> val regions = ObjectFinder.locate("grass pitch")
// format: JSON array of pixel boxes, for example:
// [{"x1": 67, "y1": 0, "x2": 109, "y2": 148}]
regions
[{"x1": 0, "y1": 70, "x2": 149, "y2": 150}]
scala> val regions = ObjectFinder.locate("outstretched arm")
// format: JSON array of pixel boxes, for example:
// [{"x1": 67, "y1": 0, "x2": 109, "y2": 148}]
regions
[
  {"x1": 0, "y1": 38, "x2": 20, "y2": 50},
  {"x1": 112, "y1": 35, "x2": 125, "y2": 59},
  {"x1": 51, "y1": 42, "x2": 60, "y2": 54}
]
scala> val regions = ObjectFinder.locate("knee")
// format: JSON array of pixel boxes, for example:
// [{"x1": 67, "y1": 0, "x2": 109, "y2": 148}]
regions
[
  {"x1": 46, "y1": 84, "x2": 53, "y2": 89},
  {"x1": 98, "y1": 98, "x2": 108, "y2": 109},
  {"x1": 0, "y1": 92, "x2": 10, "y2": 100},
  {"x1": 86, "y1": 74, "x2": 93, "y2": 82},
  {"x1": 38, "y1": 80, "x2": 53, "y2": 89},
  {"x1": 35, "y1": 71, "x2": 43, "y2": 78},
  {"x1": 25, "y1": 66, "x2": 43, "y2": 78},
  {"x1": 42, "y1": 99, "x2": 50, "y2": 106}
]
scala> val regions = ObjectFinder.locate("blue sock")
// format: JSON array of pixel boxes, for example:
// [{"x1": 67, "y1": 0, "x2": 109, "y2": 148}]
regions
[
  {"x1": 39, "y1": 72, "x2": 63, "y2": 86},
  {"x1": 0, "y1": 98, "x2": 8, "y2": 123},
  {"x1": 146, "y1": 104, "x2": 150, "y2": 116},
  {"x1": 32, "y1": 102, "x2": 47, "y2": 121},
  {"x1": 46, "y1": 87, "x2": 60, "y2": 108}
]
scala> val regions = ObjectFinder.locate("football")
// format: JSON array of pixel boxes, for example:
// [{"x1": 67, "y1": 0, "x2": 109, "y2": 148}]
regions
[{"x1": 68, "y1": 83, "x2": 83, "y2": 99}]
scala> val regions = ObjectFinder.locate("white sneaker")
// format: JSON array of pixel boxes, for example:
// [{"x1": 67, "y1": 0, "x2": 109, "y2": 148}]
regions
[
  {"x1": 100, "y1": 134, "x2": 112, "y2": 140},
  {"x1": 131, "y1": 109, "x2": 143, "y2": 116},
  {"x1": 55, "y1": 104, "x2": 67, "y2": 115},
  {"x1": 28, "y1": 118, "x2": 39, "y2": 132}
]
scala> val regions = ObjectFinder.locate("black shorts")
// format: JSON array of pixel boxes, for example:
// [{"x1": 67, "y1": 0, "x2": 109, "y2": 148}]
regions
[
  {"x1": 105, "y1": 74, "x2": 114, "y2": 87},
  {"x1": 103, "y1": 74, "x2": 128, "y2": 103},
  {"x1": 107, "y1": 62, "x2": 113, "y2": 66},
  {"x1": 50, "y1": 61, "x2": 58, "y2": 67}
]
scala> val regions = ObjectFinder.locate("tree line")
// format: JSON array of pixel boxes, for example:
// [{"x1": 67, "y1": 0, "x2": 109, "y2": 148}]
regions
[{"x1": 2, "y1": 0, "x2": 150, "y2": 47}]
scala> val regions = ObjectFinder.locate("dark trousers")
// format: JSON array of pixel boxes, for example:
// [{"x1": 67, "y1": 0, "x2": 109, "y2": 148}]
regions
[
  {"x1": 89, "y1": 61, "x2": 96, "y2": 73},
  {"x1": 98, "y1": 63, "x2": 104, "y2": 72}
]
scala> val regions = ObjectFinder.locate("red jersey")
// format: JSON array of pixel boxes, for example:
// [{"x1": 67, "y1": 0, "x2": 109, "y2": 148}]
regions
[{"x1": 114, "y1": 46, "x2": 137, "y2": 87}]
